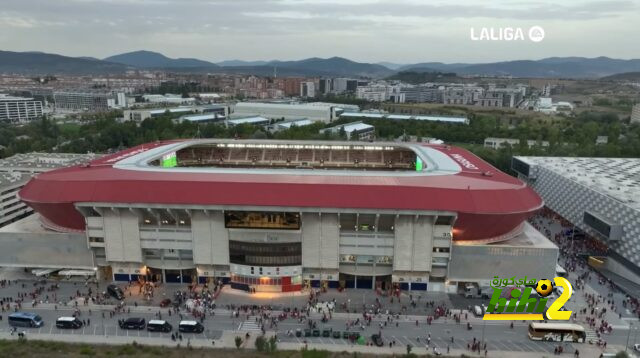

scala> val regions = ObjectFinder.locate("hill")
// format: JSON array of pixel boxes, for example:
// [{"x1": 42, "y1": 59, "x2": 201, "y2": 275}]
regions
[
  {"x1": 0, "y1": 50, "x2": 128, "y2": 75},
  {"x1": 386, "y1": 71, "x2": 459, "y2": 84},
  {"x1": 104, "y1": 50, "x2": 217, "y2": 68},
  {"x1": 400, "y1": 57, "x2": 640, "y2": 78},
  {"x1": 600, "y1": 71, "x2": 640, "y2": 81},
  {"x1": 217, "y1": 59, "x2": 269, "y2": 67},
  {"x1": 267, "y1": 57, "x2": 394, "y2": 78}
]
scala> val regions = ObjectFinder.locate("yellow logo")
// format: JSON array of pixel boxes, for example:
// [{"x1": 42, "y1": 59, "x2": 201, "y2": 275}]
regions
[{"x1": 483, "y1": 277, "x2": 573, "y2": 321}]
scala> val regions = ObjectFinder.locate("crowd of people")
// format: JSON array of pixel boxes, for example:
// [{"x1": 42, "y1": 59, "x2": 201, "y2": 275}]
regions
[{"x1": 528, "y1": 208, "x2": 640, "y2": 351}]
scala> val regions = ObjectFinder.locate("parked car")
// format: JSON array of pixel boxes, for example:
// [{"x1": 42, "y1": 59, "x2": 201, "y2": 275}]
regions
[
  {"x1": 178, "y1": 320, "x2": 204, "y2": 333},
  {"x1": 147, "y1": 320, "x2": 172, "y2": 332},
  {"x1": 56, "y1": 317, "x2": 82, "y2": 329},
  {"x1": 371, "y1": 334, "x2": 384, "y2": 347},
  {"x1": 119, "y1": 317, "x2": 146, "y2": 330},
  {"x1": 107, "y1": 284, "x2": 124, "y2": 300}
]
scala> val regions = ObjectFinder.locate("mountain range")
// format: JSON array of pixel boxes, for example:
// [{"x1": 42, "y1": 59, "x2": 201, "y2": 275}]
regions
[{"x1": 1, "y1": 50, "x2": 640, "y2": 79}]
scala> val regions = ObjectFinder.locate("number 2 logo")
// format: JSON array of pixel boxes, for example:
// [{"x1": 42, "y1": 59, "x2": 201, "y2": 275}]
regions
[{"x1": 545, "y1": 277, "x2": 573, "y2": 320}]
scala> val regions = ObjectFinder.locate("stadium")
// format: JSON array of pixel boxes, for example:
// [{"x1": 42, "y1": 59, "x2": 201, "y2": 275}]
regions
[{"x1": 15, "y1": 139, "x2": 556, "y2": 292}]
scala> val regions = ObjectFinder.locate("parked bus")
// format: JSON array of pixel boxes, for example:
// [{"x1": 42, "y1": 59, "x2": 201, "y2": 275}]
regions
[
  {"x1": 528, "y1": 322, "x2": 586, "y2": 343},
  {"x1": 8, "y1": 312, "x2": 44, "y2": 328}
]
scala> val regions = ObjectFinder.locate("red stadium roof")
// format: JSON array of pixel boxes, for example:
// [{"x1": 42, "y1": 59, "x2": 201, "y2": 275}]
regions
[{"x1": 19, "y1": 140, "x2": 543, "y2": 241}]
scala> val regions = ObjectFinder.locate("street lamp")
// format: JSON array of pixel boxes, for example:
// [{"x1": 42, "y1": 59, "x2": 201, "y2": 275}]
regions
[
  {"x1": 626, "y1": 322, "x2": 633, "y2": 352},
  {"x1": 624, "y1": 322, "x2": 638, "y2": 352},
  {"x1": 481, "y1": 319, "x2": 486, "y2": 349}
]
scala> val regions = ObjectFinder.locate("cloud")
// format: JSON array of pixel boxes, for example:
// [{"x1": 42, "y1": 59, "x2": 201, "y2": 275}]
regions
[
  {"x1": 242, "y1": 11, "x2": 319, "y2": 19},
  {"x1": 0, "y1": 0, "x2": 638, "y2": 62},
  {"x1": 0, "y1": 12, "x2": 66, "y2": 28}
]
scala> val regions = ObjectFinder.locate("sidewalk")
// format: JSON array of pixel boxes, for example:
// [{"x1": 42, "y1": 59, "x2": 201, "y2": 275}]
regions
[{"x1": 0, "y1": 329, "x2": 628, "y2": 358}]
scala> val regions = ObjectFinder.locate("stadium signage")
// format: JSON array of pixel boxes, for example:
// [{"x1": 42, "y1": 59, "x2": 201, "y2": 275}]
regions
[
  {"x1": 450, "y1": 154, "x2": 479, "y2": 170},
  {"x1": 483, "y1": 277, "x2": 573, "y2": 321}
]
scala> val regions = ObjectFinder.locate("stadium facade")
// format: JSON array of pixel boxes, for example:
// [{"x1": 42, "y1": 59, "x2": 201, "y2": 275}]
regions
[{"x1": 15, "y1": 140, "x2": 555, "y2": 292}]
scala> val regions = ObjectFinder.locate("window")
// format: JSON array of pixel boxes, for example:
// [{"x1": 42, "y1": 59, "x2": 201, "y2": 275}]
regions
[
  {"x1": 88, "y1": 237, "x2": 104, "y2": 243},
  {"x1": 229, "y1": 241, "x2": 302, "y2": 266},
  {"x1": 433, "y1": 247, "x2": 450, "y2": 253},
  {"x1": 435, "y1": 216, "x2": 454, "y2": 225},
  {"x1": 224, "y1": 211, "x2": 300, "y2": 230}
]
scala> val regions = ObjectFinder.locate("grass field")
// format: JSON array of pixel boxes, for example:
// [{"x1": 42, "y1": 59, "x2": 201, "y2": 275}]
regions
[{"x1": 0, "y1": 339, "x2": 467, "y2": 358}]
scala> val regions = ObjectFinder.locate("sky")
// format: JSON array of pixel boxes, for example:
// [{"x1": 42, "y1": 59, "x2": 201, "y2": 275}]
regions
[{"x1": 1, "y1": 0, "x2": 639, "y2": 64}]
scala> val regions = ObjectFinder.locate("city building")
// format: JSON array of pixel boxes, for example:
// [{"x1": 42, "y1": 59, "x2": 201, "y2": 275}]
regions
[
  {"x1": 124, "y1": 105, "x2": 230, "y2": 122},
  {"x1": 318, "y1": 79, "x2": 332, "y2": 95},
  {"x1": 340, "y1": 112, "x2": 469, "y2": 125},
  {"x1": 631, "y1": 103, "x2": 640, "y2": 124},
  {"x1": 534, "y1": 98, "x2": 574, "y2": 114},
  {"x1": 53, "y1": 91, "x2": 112, "y2": 112},
  {"x1": 142, "y1": 94, "x2": 196, "y2": 105},
  {"x1": 512, "y1": 156, "x2": 640, "y2": 285},
  {"x1": 400, "y1": 85, "x2": 443, "y2": 103},
  {"x1": 356, "y1": 84, "x2": 404, "y2": 103},
  {"x1": 319, "y1": 121, "x2": 375, "y2": 140},
  {"x1": 442, "y1": 86, "x2": 483, "y2": 105},
  {"x1": 0, "y1": 152, "x2": 97, "y2": 228},
  {"x1": 0, "y1": 94, "x2": 44, "y2": 123},
  {"x1": 300, "y1": 82, "x2": 315, "y2": 98},
  {"x1": 226, "y1": 116, "x2": 271, "y2": 127},
  {"x1": 233, "y1": 102, "x2": 353, "y2": 122},
  {"x1": 332, "y1": 78, "x2": 358, "y2": 94},
  {"x1": 484, "y1": 137, "x2": 550, "y2": 150},
  {"x1": 477, "y1": 89, "x2": 523, "y2": 108},
  {"x1": 268, "y1": 118, "x2": 314, "y2": 132}
]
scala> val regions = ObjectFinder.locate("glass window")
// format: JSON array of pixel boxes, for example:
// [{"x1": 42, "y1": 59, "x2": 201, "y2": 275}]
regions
[
  {"x1": 224, "y1": 211, "x2": 300, "y2": 230},
  {"x1": 435, "y1": 216, "x2": 454, "y2": 225}
]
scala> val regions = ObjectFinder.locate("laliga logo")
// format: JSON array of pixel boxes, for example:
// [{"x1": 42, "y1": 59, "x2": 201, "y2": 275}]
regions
[
  {"x1": 470, "y1": 26, "x2": 545, "y2": 42},
  {"x1": 483, "y1": 276, "x2": 572, "y2": 321}
]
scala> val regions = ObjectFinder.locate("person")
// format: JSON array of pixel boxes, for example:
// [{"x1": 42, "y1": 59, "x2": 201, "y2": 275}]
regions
[{"x1": 574, "y1": 349, "x2": 579, "y2": 357}]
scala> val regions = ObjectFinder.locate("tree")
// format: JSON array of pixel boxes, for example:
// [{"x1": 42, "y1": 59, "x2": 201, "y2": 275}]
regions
[
  {"x1": 234, "y1": 336, "x2": 243, "y2": 349},
  {"x1": 268, "y1": 335, "x2": 277, "y2": 353},
  {"x1": 255, "y1": 335, "x2": 266, "y2": 352}
]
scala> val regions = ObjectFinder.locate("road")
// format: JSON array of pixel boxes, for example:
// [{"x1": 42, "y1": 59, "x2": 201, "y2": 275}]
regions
[{"x1": 1, "y1": 304, "x2": 633, "y2": 355}]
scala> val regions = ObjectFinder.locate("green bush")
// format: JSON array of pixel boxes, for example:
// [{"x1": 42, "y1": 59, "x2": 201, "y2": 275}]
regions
[{"x1": 255, "y1": 335, "x2": 267, "y2": 352}]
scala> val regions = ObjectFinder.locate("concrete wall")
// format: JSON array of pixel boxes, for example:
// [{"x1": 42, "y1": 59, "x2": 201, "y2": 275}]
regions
[
  {"x1": 301, "y1": 213, "x2": 339, "y2": 270},
  {"x1": 103, "y1": 209, "x2": 142, "y2": 263},
  {"x1": 393, "y1": 215, "x2": 433, "y2": 272},
  {"x1": 0, "y1": 231, "x2": 93, "y2": 269},
  {"x1": 448, "y1": 244, "x2": 557, "y2": 282},
  {"x1": 191, "y1": 211, "x2": 229, "y2": 266}
]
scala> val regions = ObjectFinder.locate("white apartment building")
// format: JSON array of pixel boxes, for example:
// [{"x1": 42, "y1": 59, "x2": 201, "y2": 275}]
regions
[{"x1": 0, "y1": 95, "x2": 44, "y2": 123}]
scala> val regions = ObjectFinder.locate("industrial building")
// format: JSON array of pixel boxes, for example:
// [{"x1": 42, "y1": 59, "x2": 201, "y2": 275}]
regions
[
  {"x1": 513, "y1": 156, "x2": 640, "y2": 285},
  {"x1": 0, "y1": 94, "x2": 44, "y2": 123},
  {"x1": 10, "y1": 140, "x2": 555, "y2": 292},
  {"x1": 233, "y1": 102, "x2": 357, "y2": 122},
  {"x1": 484, "y1": 138, "x2": 550, "y2": 150},
  {"x1": 319, "y1": 121, "x2": 375, "y2": 140},
  {"x1": 631, "y1": 103, "x2": 640, "y2": 124},
  {"x1": 123, "y1": 105, "x2": 230, "y2": 122},
  {"x1": 0, "y1": 153, "x2": 97, "y2": 228},
  {"x1": 53, "y1": 91, "x2": 111, "y2": 112}
]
